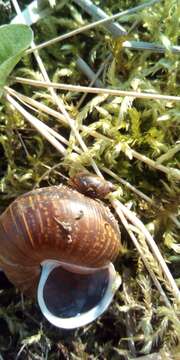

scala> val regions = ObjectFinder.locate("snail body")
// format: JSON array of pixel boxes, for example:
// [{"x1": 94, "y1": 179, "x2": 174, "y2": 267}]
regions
[
  {"x1": 0, "y1": 180, "x2": 121, "y2": 329},
  {"x1": 69, "y1": 172, "x2": 115, "y2": 199}
]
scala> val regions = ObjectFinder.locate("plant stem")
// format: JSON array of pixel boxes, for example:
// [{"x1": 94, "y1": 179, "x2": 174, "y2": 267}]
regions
[
  {"x1": 26, "y1": 0, "x2": 161, "y2": 54},
  {"x1": 112, "y1": 201, "x2": 172, "y2": 308},
  {"x1": 76, "y1": 57, "x2": 104, "y2": 88},
  {"x1": 123, "y1": 40, "x2": 180, "y2": 54},
  {"x1": 112, "y1": 199, "x2": 180, "y2": 302},
  {"x1": 72, "y1": 0, "x2": 127, "y2": 36},
  {"x1": 131, "y1": 149, "x2": 180, "y2": 180},
  {"x1": 6, "y1": 93, "x2": 66, "y2": 156},
  {"x1": 14, "y1": 77, "x2": 180, "y2": 102}
]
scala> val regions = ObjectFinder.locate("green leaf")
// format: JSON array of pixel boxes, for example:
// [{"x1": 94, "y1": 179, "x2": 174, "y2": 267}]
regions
[{"x1": 0, "y1": 24, "x2": 33, "y2": 96}]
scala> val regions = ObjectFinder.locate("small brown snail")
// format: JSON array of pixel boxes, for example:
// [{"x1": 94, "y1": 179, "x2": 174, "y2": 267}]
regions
[
  {"x1": 0, "y1": 174, "x2": 122, "y2": 329},
  {"x1": 69, "y1": 172, "x2": 116, "y2": 199}
]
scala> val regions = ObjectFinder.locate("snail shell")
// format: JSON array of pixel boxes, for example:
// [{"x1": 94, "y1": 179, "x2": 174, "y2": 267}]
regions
[
  {"x1": 69, "y1": 172, "x2": 116, "y2": 199},
  {"x1": 0, "y1": 184, "x2": 121, "y2": 329}
]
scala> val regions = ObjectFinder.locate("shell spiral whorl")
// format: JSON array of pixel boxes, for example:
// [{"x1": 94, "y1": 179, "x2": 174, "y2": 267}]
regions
[{"x1": 0, "y1": 184, "x2": 121, "y2": 296}]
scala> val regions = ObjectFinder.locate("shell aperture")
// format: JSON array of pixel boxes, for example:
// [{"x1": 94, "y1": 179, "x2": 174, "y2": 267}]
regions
[{"x1": 38, "y1": 260, "x2": 121, "y2": 329}]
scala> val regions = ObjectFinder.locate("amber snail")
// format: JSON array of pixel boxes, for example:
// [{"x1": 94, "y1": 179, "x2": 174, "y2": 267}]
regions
[{"x1": 0, "y1": 173, "x2": 122, "y2": 329}]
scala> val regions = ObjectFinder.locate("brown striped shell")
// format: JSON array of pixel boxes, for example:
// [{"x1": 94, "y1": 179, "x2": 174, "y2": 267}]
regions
[
  {"x1": 0, "y1": 184, "x2": 121, "y2": 296},
  {"x1": 69, "y1": 172, "x2": 115, "y2": 199}
]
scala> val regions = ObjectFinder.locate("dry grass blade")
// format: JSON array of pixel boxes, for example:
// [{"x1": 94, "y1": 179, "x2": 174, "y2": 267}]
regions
[
  {"x1": 25, "y1": 0, "x2": 161, "y2": 54},
  {"x1": 6, "y1": 93, "x2": 66, "y2": 156},
  {"x1": 14, "y1": 77, "x2": 180, "y2": 102},
  {"x1": 112, "y1": 200, "x2": 172, "y2": 308},
  {"x1": 112, "y1": 199, "x2": 180, "y2": 302}
]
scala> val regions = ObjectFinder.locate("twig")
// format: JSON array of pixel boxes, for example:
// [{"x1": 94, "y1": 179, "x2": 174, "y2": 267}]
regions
[
  {"x1": 112, "y1": 201, "x2": 172, "y2": 308},
  {"x1": 14, "y1": 77, "x2": 180, "y2": 102},
  {"x1": 102, "y1": 166, "x2": 155, "y2": 205},
  {"x1": 112, "y1": 199, "x2": 180, "y2": 302},
  {"x1": 76, "y1": 57, "x2": 104, "y2": 88},
  {"x1": 122, "y1": 40, "x2": 180, "y2": 54},
  {"x1": 6, "y1": 86, "x2": 76, "y2": 150},
  {"x1": 155, "y1": 143, "x2": 180, "y2": 164},
  {"x1": 131, "y1": 149, "x2": 180, "y2": 181},
  {"x1": 6, "y1": 93, "x2": 66, "y2": 156},
  {"x1": 72, "y1": 0, "x2": 127, "y2": 36},
  {"x1": 76, "y1": 54, "x2": 112, "y2": 109},
  {"x1": 25, "y1": 0, "x2": 161, "y2": 54}
]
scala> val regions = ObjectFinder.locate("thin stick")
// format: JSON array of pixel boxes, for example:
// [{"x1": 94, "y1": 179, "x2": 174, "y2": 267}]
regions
[
  {"x1": 131, "y1": 149, "x2": 180, "y2": 181},
  {"x1": 76, "y1": 54, "x2": 112, "y2": 109},
  {"x1": 112, "y1": 199, "x2": 180, "y2": 302},
  {"x1": 102, "y1": 166, "x2": 155, "y2": 205},
  {"x1": 72, "y1": 0, "x2": 127, "y2": 36},
  {"x1": 14, "y1": 77, "x2": 180, "y2": 102},
  {"x1": 6, "y1": 87, "x2": 71, "y2": 147},
  {"x1": 25, "y1": 0, "x2": 161, "y2": 54},
  {"x1": 12, "y1": 0, "x2": 102, "y2": 178},
  {"x1": 113, "y1": 203, "x2": 171, "y2": 308},
  {"x1": 6, "y1": 94, "x2": 66, "y2": 156},
  {"x1": 123, "y1": 40, "x2": 180, "y2": 54},
  {"x1": 6, "y1": 87, "x2": 109, "y2": 142}
]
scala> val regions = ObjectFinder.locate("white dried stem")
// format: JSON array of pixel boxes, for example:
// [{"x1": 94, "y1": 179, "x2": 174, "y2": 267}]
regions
[
  {"x1": 111, "y1": 201, "x2": 171, "y2": 308},
  {"x1": 112, "y1": 199, "x2": 180, "y2": 302},
  {"x1": 72, "y1": 0, "x2": 127, "y2": 36},
  {"x1": 25, "y1": 0, "x2": 161, "y2": 54},
  {"x1": 14, "y1": 77, "x2": 180, "y2": 102},
  {"x1": 155, "y1": 144, "x2": 180, "y2": 164},
  {"x1": 131, "y1": 149, "x2": 180, "y2": 181},
  {"x1": 6, "y1": 93, "x2": 66, "y2": 156}
]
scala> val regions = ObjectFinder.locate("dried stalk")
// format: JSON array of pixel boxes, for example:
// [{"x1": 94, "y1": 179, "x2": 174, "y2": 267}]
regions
[
  {"x1": 72, "y1": 0, "x2": 127, "y2": 36},
  {"x1": 6, "y1": 93, "x2": 66, "y2": 156},
  {"x1": 25, "y1": 0, "x2": 161, "y2": 54},
  {"x1": 111, "y1": 201, "x2": 171, "y2": 308},
  {"x1": 131, "y1": 149, "x2": 180, "y2": 181},
  {"x1": 14, "y1": 77, "x2": 180, "y2": 102},
  {"x1": 112, "y1": 199, "x2": 180, "y2": 302}
]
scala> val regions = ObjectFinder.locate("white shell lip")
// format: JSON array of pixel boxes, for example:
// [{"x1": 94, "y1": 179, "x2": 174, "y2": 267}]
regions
[{"x1": 37, "y1": 259, "x2": 121, "y2": 330}]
